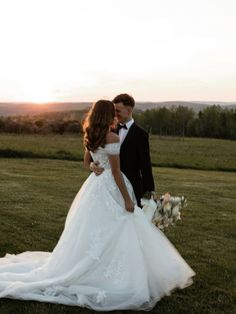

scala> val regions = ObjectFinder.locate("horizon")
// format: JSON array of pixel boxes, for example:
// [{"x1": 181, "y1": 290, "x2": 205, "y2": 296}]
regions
[
  {"x1": 0, "y1": 0, "x2": 235, "y2": 103},
  {"x1": 0, "y1": 100, "x2": 235, "y2": 105}
]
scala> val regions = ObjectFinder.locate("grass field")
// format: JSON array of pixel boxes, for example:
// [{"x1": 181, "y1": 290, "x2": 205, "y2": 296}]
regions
[
  {"x1": 0, "y1": 133, "x2": 235, "y2": 171},
  {"x1": 0, "y1": 134, "x2": 235, "y2": 313}
]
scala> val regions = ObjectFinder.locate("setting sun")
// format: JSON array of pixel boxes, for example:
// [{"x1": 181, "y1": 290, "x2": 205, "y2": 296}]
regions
[
  {"x1": 21, "y1": 75, "x2": 57, "y2": 104},
  {"x1": 22, "y1": 85, "x2": 53, "y2": 104}
]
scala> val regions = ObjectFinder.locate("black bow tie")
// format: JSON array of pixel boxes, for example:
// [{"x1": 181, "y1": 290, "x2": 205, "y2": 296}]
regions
[{"x1": 117, "y1": 123, "x2": 128, "y2": 132}]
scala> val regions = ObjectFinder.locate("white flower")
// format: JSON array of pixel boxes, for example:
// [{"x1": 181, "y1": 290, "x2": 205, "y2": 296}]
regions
[
  {"x1": 172, "y1": 205, "x2": 181, "y2": 221},
  {"x1": 152, "y1": 210, "x2": 163, "y2": 225},
  {"x1": 77, "y1": 294, "x2": 87, "y2": 306},
  {"x1": 44, "y1": 285, "x2": 62, "y2": 296},
  {"x1": 141, "y1": 192, "x2": 187, "y2": 230},
  {"x1": 163, "y1": 202, "x2": 172, "y2": 214},
  {"x1": 96, "y1": 290, "x2": 106, "y2": 304}
]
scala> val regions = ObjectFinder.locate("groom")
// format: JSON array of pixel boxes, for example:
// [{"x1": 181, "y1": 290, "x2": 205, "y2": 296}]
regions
[{"x1": 90, "y1": 93, "x2": 155, "y2": 207}]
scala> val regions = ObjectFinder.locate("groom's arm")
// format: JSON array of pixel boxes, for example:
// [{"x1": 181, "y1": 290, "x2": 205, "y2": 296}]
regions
[
  {"x1": 83, "y1": 149, "x2": 104, "y2": 175},
  {"x1": 90, "y1": 162, "x2": 104, "y2": 175}
]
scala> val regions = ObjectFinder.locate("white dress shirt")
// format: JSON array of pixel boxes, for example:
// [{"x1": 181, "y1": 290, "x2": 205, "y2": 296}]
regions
[{"x1": 118, "y1": 118, "x2": 134, "y2": 144}]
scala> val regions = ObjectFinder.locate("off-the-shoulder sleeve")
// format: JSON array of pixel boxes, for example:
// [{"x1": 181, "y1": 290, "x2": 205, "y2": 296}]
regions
[{"x1": 105, "y1": 142, "x2": 120, "y2": 155}]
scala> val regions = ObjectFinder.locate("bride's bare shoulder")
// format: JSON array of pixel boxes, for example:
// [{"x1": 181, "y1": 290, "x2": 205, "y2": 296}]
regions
[{"x1": 106, "y1": 132, "x2": 120, "y2": 144}]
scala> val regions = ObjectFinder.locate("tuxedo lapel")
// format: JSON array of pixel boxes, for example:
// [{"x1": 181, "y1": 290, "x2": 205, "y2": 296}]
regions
[{"x1": 120, "y1": 123, "x2": 136, "y2": 149}]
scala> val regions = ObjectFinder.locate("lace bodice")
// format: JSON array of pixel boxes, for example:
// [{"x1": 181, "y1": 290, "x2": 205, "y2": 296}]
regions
[{"x1": 90, "y1": 143, "x2": 120, "y2": 170}]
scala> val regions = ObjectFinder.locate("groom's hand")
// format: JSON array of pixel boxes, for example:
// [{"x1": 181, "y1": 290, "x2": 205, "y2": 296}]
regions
[
  {"x1": 151, "y1": 191, "x2": 157, "y2": 200},
  {"x1": 143, "y1": 191, "x2": 157, "y2": 200},
  {"x1": 90, "y1": 162, "x2": 104, "y2": 176}
]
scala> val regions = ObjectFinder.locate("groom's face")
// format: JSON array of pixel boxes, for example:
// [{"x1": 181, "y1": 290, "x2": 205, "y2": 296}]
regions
[{"x1": 114, "y1": 102, "x2": 132, "y2": 123}]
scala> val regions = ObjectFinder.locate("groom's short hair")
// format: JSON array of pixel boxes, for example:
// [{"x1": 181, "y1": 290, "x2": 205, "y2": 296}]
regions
[{"x1": 112, "y1": 93, "x2": 135, "y2": 108}]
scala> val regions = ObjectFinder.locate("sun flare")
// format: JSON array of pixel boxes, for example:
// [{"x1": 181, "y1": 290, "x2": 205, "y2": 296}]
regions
[{"x1": 22, "y1": 81, "x2": 55, "y2": 104}]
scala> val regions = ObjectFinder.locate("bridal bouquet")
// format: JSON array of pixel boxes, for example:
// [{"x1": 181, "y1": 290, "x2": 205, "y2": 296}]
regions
[{"x1": 141, "y1": 192, "x2": 187, "y2": 230}]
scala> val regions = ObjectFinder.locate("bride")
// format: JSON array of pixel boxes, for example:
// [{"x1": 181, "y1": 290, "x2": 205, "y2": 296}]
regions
[{"x1": 0, "y1": 100, "x2": 196, "y2": 311}]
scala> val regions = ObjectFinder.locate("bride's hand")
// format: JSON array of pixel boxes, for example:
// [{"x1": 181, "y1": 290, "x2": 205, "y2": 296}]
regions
[{"x1": 125, "y1": 199, "x2": 134, "y2": 213}]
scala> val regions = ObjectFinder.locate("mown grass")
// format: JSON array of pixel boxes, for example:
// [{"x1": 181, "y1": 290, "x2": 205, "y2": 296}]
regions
[
  {"x1": 0, "y1": 133, "x2": 235, "y2": 171},
  {"x1": 0, "y1": 156, "x2": 235, "y2": 314}
]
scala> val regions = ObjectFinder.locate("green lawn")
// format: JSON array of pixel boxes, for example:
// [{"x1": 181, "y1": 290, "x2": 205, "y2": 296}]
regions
[
  {"x1": 0, "y1": 133, "x2": 235, "y2": 171},
  {"x1": 0, "y1": 156, "x2": 235, "y2": 313},
  {"x1": 150, "y1": 135, "x2": 236, "y2": 171}
]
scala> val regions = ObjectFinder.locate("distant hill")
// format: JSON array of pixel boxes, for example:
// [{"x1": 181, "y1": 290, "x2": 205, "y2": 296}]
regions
[
  {"x1": 0, "y1": 102, "x2": 90, "y2": 117},
  {"x1": 0, "y1": 101, "x2": 235, "y2": 117}
]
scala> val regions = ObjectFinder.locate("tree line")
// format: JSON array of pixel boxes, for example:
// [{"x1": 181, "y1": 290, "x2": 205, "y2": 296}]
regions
[
  {"x1": 134, "y1": 105, "x2": 236, "y2": 140},
  {"x1": 0, "y1": 105, "x2": 235, "y2": 140},
  {"x1": 0, "y1": 112, "x2": 83, "y2": 135}
]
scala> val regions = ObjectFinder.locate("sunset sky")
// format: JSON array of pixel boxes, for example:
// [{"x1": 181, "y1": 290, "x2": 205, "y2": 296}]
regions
[{"x1": 0, "y1": 0, "x2": 235, "y2": 103}]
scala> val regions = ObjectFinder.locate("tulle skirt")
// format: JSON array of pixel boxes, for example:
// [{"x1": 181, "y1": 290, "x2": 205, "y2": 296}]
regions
[{"x1": 0, "y1": 170, "x2": 196, "y2": 311}]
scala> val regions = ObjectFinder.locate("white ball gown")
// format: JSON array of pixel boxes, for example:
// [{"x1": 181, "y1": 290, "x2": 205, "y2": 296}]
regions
[{"x1": 0, "y1": 143, "x2": 196, "y2": 311}]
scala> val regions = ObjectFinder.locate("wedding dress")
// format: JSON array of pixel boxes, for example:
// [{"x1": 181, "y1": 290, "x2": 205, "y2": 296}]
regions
[{"x1": 0, "y1": 143, "x2": 196, "y2": 311}]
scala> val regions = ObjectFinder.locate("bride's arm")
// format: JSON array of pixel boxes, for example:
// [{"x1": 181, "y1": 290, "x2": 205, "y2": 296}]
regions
[
  {"x1": 109, "y1": 154, "x2": 134, "y2": 212},
  {"x1": 107, "y1": 133, "x2": 134, "y2": 212},
  {"x1": 83, "y1": 149, "x2": 92, "y2": 170}
]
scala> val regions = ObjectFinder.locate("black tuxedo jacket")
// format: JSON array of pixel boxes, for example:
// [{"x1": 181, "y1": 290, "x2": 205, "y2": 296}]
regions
[{"x1": 115, "y1": 123, "x2": 155, "y2": 207}]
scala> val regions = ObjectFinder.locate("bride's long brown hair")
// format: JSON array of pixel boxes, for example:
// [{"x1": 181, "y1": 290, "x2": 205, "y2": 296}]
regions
[{"x1": 82, "y1": 100, "x2": 116, "y2": 152}]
